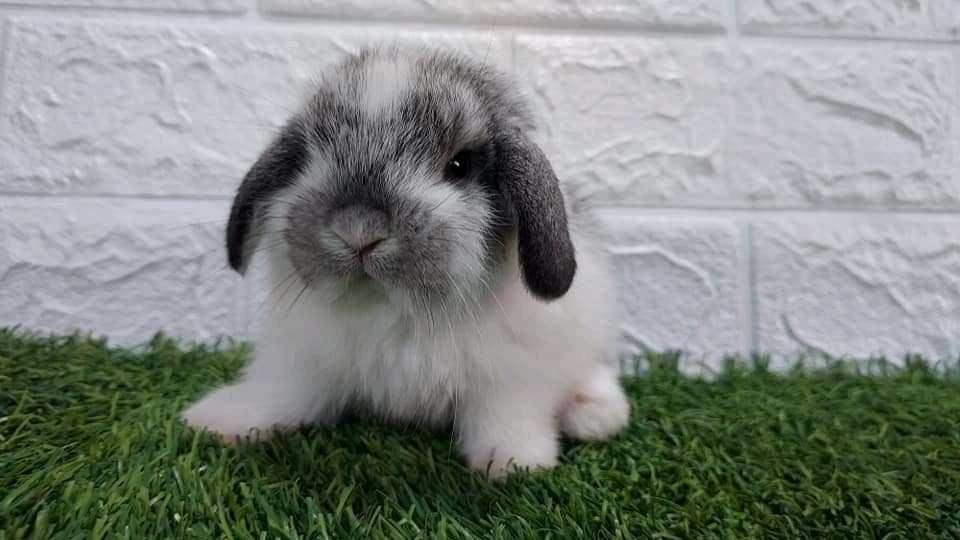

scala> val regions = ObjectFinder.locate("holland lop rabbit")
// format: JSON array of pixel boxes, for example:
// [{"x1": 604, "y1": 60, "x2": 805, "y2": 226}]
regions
[{"x1": 183, "y1": 46, "x2": 630, "y2": 478}]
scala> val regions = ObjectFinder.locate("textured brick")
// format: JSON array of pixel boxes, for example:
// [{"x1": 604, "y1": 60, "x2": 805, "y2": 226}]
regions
[
  {"x1": 264, "y1": 0, "x2": 723, "y2": 28},
  {"x1": 0, "y1": 18, "x2": 508, "y2": 196},
  {"x1": 516, "y1": 36, "x2": 730, "y2": 206},
  {"x1": 0, "y1": 198, "x2": 243, "y2": 345},
  {"x1": 0, "y1": 0, "x2": 244, "y2": 12},
  {"x1": 601, "y1": 215, "x2": 745, "y2": 366},
  {"x1": 740, "y1": 0, "x2": 960, "y2": 40},
  {"x1": 730, "y1": 46, "x2": 957, "y2": 208},
  {"x1": 754, "y1": 219, "x2": 960, "y2": 362}
]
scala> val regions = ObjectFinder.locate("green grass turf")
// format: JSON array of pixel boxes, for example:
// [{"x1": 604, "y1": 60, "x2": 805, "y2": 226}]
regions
[{"x1": 2, "y1": 328, "x2": 960, "y2": 539}]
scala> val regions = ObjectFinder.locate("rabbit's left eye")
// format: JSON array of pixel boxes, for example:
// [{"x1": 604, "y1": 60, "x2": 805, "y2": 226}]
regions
[{"x1": 444, "y1": 150, "x2": 473, "y2": 181}]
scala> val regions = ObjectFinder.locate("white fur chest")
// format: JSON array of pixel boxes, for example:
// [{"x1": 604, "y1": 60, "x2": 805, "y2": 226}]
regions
[
  {"x1": 270, "y1": 289, "x2": 478, "y2": 427},
  {"x1": 340, "y1": 315, "x2": 465, "y2": 426}
]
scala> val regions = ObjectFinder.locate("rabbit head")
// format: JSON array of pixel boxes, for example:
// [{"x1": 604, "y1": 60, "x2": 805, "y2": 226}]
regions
[{"x1": 226, "y1": 46, "x2": 576, "y2": 317}]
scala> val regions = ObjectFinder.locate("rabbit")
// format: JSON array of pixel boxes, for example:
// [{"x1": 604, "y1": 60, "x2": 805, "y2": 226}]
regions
[{"x1": 182, "y1": 45, "x2": 630, "y2": 478}]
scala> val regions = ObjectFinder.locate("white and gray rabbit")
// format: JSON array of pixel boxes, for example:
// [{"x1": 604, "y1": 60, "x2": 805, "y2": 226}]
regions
[{"x1": 182, "y1": 45, "x2": 630, "y2": 478}]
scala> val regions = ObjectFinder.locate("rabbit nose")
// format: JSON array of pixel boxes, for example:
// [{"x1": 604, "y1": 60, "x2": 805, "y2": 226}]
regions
[
  {"x1": 339, "y1": 232, "x2": 385, "y2": 256},
  {"x1": 330, "y1": 207, "x2": 389, "y2": 256}
]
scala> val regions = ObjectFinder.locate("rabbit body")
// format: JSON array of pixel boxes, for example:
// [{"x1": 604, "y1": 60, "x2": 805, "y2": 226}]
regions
[{"x1": 183, "y1": 46, "x2": 629, "y2": 477}]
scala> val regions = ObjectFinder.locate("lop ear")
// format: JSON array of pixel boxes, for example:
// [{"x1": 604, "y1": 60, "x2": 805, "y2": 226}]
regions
[
  {"x1": 495, "y1": 129, "x2": 576, "y2": 300},
  {"x1": 226, "y1": 120, "x2": 308, "y2": 274}
]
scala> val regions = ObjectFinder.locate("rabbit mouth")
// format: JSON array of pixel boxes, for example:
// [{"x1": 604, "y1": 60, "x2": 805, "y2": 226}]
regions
[{"x1": 286, "y1": 237, "x2": 452, "y2": 299}]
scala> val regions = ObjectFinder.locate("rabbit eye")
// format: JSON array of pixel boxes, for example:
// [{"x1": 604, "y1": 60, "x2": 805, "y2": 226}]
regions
[{"x1": 444, "y1": 150, "x2": 473, "y2": 181}]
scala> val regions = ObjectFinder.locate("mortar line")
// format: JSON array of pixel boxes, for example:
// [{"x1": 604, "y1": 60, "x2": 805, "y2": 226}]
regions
[
  {"x1": 741, "y1": 27, "x2": 960, "y2": 47},
  {"x1": 725, "y1": 0, "x2": 740, "y2": 39},
  {"x1": 0, "y1": 18, "x2": 11, "y2": 121},
  {"x1": 724, "y1": 0, "x2": 748, "y2": 355},
  {"x1": 5, "y1": 191, "x2": 960, "y2": 220},
  {"x1": 744, "y1": 224, "x2": 759, "y2": 356},
  {"x1": 594, "y1": 204, "x2": 960, "y2": 218},
  {"x1": 1, "y1": 4, "x2": 958, "y2": 50},
  {"x1": 0, "y1": 5, "x2": 724, "y2": 38},
  {"x1": 0, "y1": 3, "x2": 246, "y2": 20},
  {"x1": 243, "y1": 0, "x2": 261, "y2": 21},
  {"x1": 954, "y1": 44, "x2": 960, "y2": 209},
  {"x1": 0, "y1": 191, "x2": 232, "y2": 201}
]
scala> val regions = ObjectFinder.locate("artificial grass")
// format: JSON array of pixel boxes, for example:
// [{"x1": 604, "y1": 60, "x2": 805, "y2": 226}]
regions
[{"x1": 1, "y1": 329, "x2": 960, "y2": 539}]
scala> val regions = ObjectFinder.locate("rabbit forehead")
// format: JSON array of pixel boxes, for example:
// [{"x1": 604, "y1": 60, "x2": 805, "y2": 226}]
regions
[
  {"x1": 359, "y1": 56, "x2": 414, "y2": 114},
  {"x1": 341, "y1": 49, "x2": 488, "y2": 137},
  {"x1": 305, "y1": 60, "x2": 493, "y2": 175}
]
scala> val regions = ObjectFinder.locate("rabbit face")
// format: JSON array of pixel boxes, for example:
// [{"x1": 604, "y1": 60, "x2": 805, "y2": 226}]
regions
[{"x1": 282, "y1": 55, "x2": 506, "y2": 311}]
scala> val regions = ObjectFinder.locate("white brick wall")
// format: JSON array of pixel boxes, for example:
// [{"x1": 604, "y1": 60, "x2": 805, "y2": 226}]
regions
[{"x1": 0, "y1": 1, "x2": 957, "y2": 366}]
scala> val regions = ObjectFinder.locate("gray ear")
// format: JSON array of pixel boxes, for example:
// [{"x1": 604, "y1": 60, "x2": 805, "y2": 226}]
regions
[
  {"x1": 226, "y1": 120, "x2": 308, "y2": 274},
  {"x1": 495, "y1": 129, "x2": 576, "y2": 300}
]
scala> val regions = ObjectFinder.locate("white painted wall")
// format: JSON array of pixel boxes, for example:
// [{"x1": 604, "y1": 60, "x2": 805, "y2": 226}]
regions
[{"x1": 0, "y1": 1, "x2": 957, "y2": 366}]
